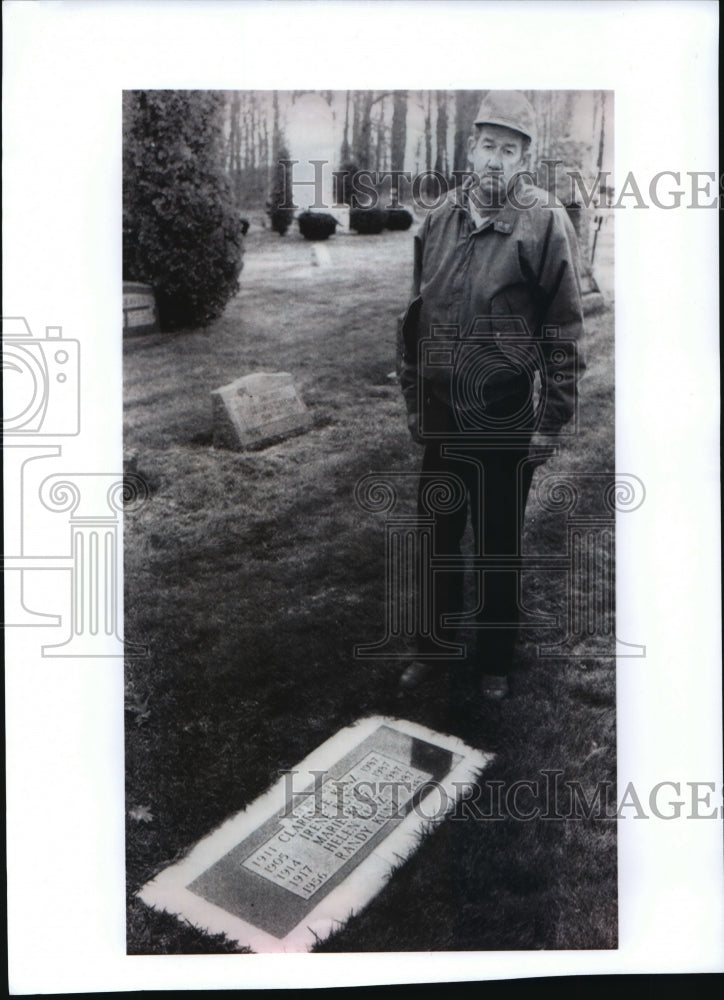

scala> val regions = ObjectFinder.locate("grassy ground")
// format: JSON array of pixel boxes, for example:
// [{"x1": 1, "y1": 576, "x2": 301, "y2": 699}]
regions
[{"x1": 124, "y1": 217, "x2": 616, "y2": 953}]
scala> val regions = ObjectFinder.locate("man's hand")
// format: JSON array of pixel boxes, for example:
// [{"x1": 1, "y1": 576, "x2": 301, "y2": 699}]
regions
[
  {"x1": 407, "y1": 413, "x2": 425, "y2": 445},
  {"x1": 528, "y1": 430, "x2": 560, "y2": 466}
]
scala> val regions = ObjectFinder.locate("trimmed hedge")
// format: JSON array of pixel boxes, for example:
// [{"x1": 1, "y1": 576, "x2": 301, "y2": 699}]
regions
[
  {"x1": 385, "y1": 208, "x2": 413, "y2": 231},
  {"x1": 298, "y1": 212, "x2": 339, "y2": 241},
  {"x1": 349, "y1": 208, "x2": 388, "y2": 235},
  {"x1": 123, "y1": 91, "x2": 244, "y2": 331}
]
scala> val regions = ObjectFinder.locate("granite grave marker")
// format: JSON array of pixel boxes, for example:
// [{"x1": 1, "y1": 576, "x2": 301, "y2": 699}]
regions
[
  {"x1": 123, "y1": 282, "x2": 158, "y2": 334},
  {"x1": 211, "y1": 371, "x2": 311, "y2": 451},
  {"x1": 138, "y1": 716, "x2": 492, "y2": 952}
]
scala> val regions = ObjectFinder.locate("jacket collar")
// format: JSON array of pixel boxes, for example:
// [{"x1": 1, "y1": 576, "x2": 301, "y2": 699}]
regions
[{"x1": 450, "y1": 177, "x2": 522, "y2": 235}]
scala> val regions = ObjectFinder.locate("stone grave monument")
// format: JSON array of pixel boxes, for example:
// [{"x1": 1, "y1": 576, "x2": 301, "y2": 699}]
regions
[
  {"x1": 286, "y1": 92, "x2": 348, "y2": 233},
  {"x1": 123, "y1": 282, "x2": 158, "y2": 334},
  {"x1": 211, "y1": 371, "x2": 311, "y2": 451}
]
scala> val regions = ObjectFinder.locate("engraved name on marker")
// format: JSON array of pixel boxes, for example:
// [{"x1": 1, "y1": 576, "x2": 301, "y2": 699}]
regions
[
  {"x1": 137, "y1": 718, "x2": 493, "y2": 952},
  {"x1": 242, "y1": 751, "x2": 433, "y2": 899},
  {"x1": 123, "y1": 282, "x2": 158, "y2": 333},
  {"x1": 211, "y1": 371, "x2": 311, "y2": 450}
]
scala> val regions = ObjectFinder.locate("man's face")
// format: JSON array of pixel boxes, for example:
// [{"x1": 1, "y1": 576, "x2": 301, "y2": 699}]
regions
[{"x1": 467, "y1": 124, "x2": 528, "y2": 206}]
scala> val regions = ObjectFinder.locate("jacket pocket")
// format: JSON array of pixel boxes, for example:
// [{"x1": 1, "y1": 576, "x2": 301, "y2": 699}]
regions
[
  {"x1": 489, "y1": 286, "x2": 538, "y2": 338},
  {"x1": 397, "y1": 295, "x2": 423, "y2": 372}
]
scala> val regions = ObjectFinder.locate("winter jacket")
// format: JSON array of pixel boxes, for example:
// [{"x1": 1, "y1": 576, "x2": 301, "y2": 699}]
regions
[{"x1": 399, "y1": 179, "x2": 586, "y2": 434}]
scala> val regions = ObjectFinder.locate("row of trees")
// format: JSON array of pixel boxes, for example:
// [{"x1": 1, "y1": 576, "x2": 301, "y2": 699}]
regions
[
  {"x1": 224, "y1": 89, "x2": 611, "y2": 211},
  {"x1": 225, "y1": 90, "x2": 481, "y2": 209}
]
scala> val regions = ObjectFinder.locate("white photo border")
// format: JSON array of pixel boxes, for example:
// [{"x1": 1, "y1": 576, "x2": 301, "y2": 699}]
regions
[{"x1": 4, "y1": 0, "x2": 721, "y2": 991}]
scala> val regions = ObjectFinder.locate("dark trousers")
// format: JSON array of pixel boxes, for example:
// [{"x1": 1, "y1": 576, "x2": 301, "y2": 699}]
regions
[{"x1": 417, "y1": 398, "x2": 534, "y2": 676}]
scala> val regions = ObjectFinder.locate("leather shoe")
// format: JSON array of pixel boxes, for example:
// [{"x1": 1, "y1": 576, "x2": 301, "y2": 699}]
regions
[
  {"x1": 480, "y1": 674, "x2": 509, "y2": 700},
  {"x1": 397, "y1": 660, "x2": 438, "y2": 692}
]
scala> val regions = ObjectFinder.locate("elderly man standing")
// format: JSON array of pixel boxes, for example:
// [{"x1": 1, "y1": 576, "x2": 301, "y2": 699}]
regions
[{"x1": 398, "y1": 90, "x2": 585, "y2": 700}]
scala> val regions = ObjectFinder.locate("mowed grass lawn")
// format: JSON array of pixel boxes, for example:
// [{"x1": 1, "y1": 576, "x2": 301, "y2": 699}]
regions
[{"x1": 124, "y1": 220, "x2": 617, "y2": 953}]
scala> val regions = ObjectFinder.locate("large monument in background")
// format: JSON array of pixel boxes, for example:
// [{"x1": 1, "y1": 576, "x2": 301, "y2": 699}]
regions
[{"x1": 285, "y1": 93, "x2": 342, "y2": 221}]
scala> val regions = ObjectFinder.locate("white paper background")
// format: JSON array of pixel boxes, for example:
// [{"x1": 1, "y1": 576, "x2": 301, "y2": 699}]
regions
[{"x1": 4, "y1": 0, "x2": 721, "y2": 992}]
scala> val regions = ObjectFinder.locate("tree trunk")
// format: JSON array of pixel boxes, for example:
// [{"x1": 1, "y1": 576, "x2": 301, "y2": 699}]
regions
[
  {"x1": 272, "y1": 90, "x2": 281, "y2": 162},
  {"x1": 375, "y1": 93, "x2": 386, "y2": 171},
  {"x1": 228, "y1": 92, "x2": 242, "y2": 205},
  {"x1": 355, "y1": 91, "x2": 375, "y2": 169},
  {"x1": 453, "y1": 90, "x2": 475, "y2": 176},
  {"x1": 424, "y1": 91, "x2": 432, "y2": 173},
  {"x1": 434, "y1": 90, "x2": 448, "y2": 177},
  {"x1": 390, "y1": 90, "x2": 407, "y2": 173},
  {"x1": 597, "y1": 90, "x2": 606, "y2": 171},
  {"x1": 340, "y1": 90, "x2": 351, "y2": 164}
]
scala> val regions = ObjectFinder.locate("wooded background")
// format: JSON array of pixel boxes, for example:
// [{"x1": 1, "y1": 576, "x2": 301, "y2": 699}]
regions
[{"x1": 224, "y1": 90, "x2": 613, "y2": 210}]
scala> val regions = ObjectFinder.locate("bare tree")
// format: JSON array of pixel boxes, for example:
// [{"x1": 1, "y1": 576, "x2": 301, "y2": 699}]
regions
[
  {"x1": 424, "y1": 90, "x2": 433, "y2": 173},
  {"x1": 354, "y1": 91, "x2": 375, "y2": 169},
  {"x1": 597, "y1": 90, "x2": 607, "y2": 171},
  {"x1": 352, "y1": 90, "x2": 394, "y2": 170},
  {"x1": 374, "y1": 93, "x2": 387, "y2": 172},
  {"x1": 390, "y1": 90, "x2": 407, "y2": 173},
  {"x1": 272, "y1": 90, "x2": 281, "y2": 160},
  {"x1": 453, "y1": 90, "x2": 482, "y2": 177},
  {"x1": 434, "y1": 90, "x2": 449, "y2": 177},
  {"x1": 340, "y1": 90, "x2": 351, "y2": 163},
  {"x1": 352, "y1": 91, "x2": 362, "y2": 166}
]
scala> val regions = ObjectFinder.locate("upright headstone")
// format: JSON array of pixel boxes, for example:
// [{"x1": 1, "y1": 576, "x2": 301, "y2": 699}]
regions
[
  {"x1": 286, "y1": 93, "x2": 336, "y2": 215},
  {"x1": 138, "y1": 716, "x2": 492, "y2": 953},
  {"x1": 123, "y1": 282, "x2": 158, "y2": 334},
  {"x1": 211, "y1": 371, "x2": 311, "y2": 451}
]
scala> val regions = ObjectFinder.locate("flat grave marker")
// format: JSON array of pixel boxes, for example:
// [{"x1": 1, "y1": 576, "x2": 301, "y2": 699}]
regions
[
  {"x1": 310, "y1": 244, "x2": 332, "y2": 268},
  {"x1": 138, "y1": 716, "x2": 492, "y2": 952},
  {"x1": 211, "y1": 371, "x2": 311, "y2": 450}
]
